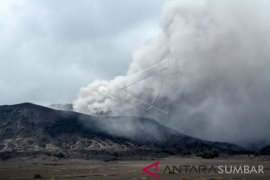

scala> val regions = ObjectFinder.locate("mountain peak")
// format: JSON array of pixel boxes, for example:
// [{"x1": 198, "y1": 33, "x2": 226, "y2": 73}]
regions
[{"x1": 1, "y1": 102, "x2": 46, "y2": 109}]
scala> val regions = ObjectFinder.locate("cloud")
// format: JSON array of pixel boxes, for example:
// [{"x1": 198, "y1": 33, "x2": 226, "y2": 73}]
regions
[
  {"x1": 74, "y1": 0, "x2": 270, "y2": 148},
  {"x1": 0, "y1": 0, "x2": 166, "y2": 105}
]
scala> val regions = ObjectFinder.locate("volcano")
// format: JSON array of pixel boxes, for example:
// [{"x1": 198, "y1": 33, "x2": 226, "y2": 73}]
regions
[{"x1": 0, "y1": 103, "x2": 246, "y2": 160}]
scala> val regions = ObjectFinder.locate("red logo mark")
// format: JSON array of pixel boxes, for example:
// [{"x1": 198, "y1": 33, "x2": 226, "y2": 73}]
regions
[{"x1": 142, "y1": 161, "x2": 160, "y2": 179}]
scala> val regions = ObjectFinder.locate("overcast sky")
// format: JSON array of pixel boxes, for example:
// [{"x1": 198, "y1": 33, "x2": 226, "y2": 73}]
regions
[{"x1": 0, "y1": 0, "x2": 168, "y2": 105}]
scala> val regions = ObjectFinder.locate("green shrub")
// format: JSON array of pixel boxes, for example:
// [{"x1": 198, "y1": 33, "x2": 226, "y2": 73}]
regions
[
  {"x1": 33, "y1": 174, "x2": 41, "y2": 178},
  {"x1": 197, "y1": 149, "x2": 219, "y2": 159},
  {"x1": 182, "y1": 150, "x2": 191, "y2": 155}
]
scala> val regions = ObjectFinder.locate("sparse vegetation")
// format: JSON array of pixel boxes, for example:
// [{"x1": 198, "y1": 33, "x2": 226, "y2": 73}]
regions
[
  {"x1": 254, "y1": 151, "x2": 260, "y2": 156},
  {"x1": 33, "y1": 173, "x2": 41, "y2": 178},
  {"x1": 112, "y1": 151, "x2": 119, "y2": 157},
  {"x1": 197, "y1": 149, "x2": 219, "y2": 159},
  {"x1": 181, "y1": 150, "x2": 191, "y2": 155}
]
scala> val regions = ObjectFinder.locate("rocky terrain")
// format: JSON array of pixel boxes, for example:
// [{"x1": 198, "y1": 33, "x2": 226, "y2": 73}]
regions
[{"x1": 0, "y1": 103, "x2": 247, "y2": 160}]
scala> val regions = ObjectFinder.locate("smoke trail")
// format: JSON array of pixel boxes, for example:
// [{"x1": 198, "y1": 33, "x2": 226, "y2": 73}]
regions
[{"x1": 74, "y1": 0, "x2": 270, "y2": 148}]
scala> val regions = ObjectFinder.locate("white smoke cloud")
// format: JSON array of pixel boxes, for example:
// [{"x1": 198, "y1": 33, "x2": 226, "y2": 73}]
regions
[{"x1": 74, "y1": 0, "x2": 270, "y2": 148}]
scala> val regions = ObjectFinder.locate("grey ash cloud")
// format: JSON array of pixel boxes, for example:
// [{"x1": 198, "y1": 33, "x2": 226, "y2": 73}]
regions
[
  {"x1": 74, "y1": 0, "x2": 270, "y2": 148},
  {"x1": 0, "y1": 0, "x2": 166, "y2": 105}
]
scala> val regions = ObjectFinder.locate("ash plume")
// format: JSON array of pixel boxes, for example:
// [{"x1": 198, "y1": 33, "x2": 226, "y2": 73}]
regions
[{"x1": 74, "y1": 0, "x2": 270, "y2": 148}]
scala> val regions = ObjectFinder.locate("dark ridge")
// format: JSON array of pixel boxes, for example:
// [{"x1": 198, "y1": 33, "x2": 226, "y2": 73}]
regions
[{"x1": 0, "y1": 103, "x2": 247, "y2": 159}]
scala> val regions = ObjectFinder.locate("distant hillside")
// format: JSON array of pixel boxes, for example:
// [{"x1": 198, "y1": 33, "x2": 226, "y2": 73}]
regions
[{"x1": 0, "y1": 103, "x2": 246, "y2": 160}]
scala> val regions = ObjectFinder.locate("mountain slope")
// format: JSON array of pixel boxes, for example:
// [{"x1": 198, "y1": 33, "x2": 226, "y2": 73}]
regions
[{"x1": 0, "y1": 103, "x2": 246, "y2": 159}]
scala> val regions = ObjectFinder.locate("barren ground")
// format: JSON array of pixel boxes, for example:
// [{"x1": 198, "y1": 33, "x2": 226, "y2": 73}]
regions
[{"x1": 0, "y1": 155, "x2": 269, "y2": 180}]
